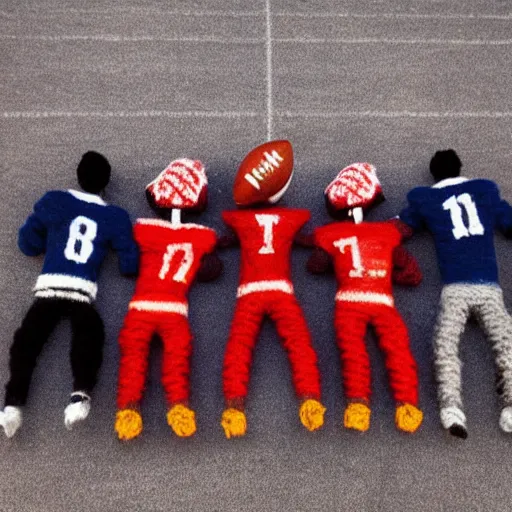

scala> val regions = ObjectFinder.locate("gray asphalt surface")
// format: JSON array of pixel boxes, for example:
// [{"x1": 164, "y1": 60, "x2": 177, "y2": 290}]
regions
[{"x1": 1, "y1": 1, "x2": 512, "y2": 511}]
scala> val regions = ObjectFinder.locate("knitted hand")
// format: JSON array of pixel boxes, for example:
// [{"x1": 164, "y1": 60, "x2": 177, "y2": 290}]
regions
[
  {"x1": 294, "y1": 232, "x2": 314, "y2": 248},
  {"x1": 196, "y1": 252, "x2": 223, "y2": 282},
  {"x1": 392, "y1": 246, "x2": 422, "y2": 286},
  {"x1": 307, "y1": 247, "x2": 333, "y2": 274}
]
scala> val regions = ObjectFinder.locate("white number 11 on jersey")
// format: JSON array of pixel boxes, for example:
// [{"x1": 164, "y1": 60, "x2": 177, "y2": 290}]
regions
[{"x1": 442, "y1": 193, "x2": 484, "y2": 240}]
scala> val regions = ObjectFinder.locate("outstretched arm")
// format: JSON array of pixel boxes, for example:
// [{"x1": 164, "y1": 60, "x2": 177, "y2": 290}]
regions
[
  {"x1": 389, "y1": 217, "x2": 414, "y2": 241},
  {"x1": 392, "y1": 245, "x2": 422, "y2": 286},
  {"x1": 399, "y1": 194, "x2": 424, "y2": 234},
  {"x1": 18, "y1": 211, "x2": 47, "y2": 257},
  {"x1": 294, "y1": 231, "x2": 314, "y2": 248},
  {"x1": 217, "y1": 227, "x2": 239, "y2": 249},
  {"x1": 196, "y1": 251, "x2": 223, "y2": 282},
  {"x1": 17, "y1": 192, "x2": 60, "y2": 256},
  {"x1": 111, "y1": 211, "x2": 139, "y2": 276}
]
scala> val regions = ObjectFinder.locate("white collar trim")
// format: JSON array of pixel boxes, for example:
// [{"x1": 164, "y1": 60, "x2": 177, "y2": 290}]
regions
[
  {"x1": 68, "y1": 189, "x2": 106, "y2": 206},
  {"x1": 432, "y1": 177, "x2": 468, "y2": 189},
  {"x1": 136, "y1": 218, "x2": 212, "y2": 231}
]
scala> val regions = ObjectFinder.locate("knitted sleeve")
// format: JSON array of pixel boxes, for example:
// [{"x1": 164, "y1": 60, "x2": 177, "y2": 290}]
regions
[
  {"x1": 110, "y1": 208, "x2": 139, "y2": 276},
  {"x1": 392, "y1": 245, "x2": 422, "y2": 286},
  {"x1": 399, "y1": 189, "x2": 425, "y2": 232},
  {"x1": 495, "y1": 199, "x2": 512, "y2": 238},
  {"x1": 18, "y1": 193, "x2": 51, "y2": 256}
]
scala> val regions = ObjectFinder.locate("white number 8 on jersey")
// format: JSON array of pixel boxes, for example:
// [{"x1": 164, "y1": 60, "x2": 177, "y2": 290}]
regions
[{"x1": 64, "y1": 216, "x2": 98, "y2": 264}]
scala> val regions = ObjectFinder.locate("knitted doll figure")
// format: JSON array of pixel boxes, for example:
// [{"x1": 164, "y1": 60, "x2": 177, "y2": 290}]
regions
[
  {"x1": 308, "y1": 163, "x2": 423, "y2": 433},
  {"x1": 114, "y1": 159, "x2": 221, "y2": 441},
  {"x1": 0, "y1": 152, "x2": 138, "y2": 438},
  {"x1": 220, "y1": 143, "x2": 326, "y2": 439},
  {"x1": 400, "y1": 149, "x2": 512, "y2": 439}
]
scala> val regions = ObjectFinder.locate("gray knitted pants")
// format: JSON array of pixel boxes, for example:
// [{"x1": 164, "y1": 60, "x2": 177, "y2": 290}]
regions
[{"x1": 434, "y1": 283, "x2": 512, "y2": 412}]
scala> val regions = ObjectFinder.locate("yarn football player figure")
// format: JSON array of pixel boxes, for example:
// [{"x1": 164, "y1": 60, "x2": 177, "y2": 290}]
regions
[
  {"x1": 400, "y1": 149, "x2": 512, "y2": 439},
  {"x1": 0, "y1": 152, "x2": 139, "y2": 438},
  {"x1": 114, "y1": 159, "x2": 221, "y2": 441},
  {"x1": 308, "y1": 163, "x2": 423, "y2": 434},
  {"x1": 220, "y1": 140, "x2": 326, "y2": 439}
]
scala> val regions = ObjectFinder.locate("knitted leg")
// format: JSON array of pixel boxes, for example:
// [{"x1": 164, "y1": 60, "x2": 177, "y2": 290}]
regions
[
  {"x1": 269, "y1": 294, "x2": 325, "y2": 431},
  {"x1": 158, "y1": 314, "x2": 196, "y2": 437},
  {"x1": 372, "y1": 306, "x2": 419, "y2": 405},
  {"x1": 221, "y1": 296, "x2": 264, "y2": 438},
  {"x1": 69, "y1": 302, "x2": 105, "y2": 395},
  {"x1": 5, "y1": 299, "x2": 62, "y2": 407},
  {"x1": 117, "y1": 310, "x2": 155, "y2": 409},
  {"x1": 334, "y1": 303, "x2": 371, "y2": 402},
  {"x1": 65, "y1": 302, "x2": 105, "y2": 429},
  {"x1": 269, "y1": 294, "x2": 321, "y2": 400},
  {"x1": 334, "y1": 303, "x2": 372, "y2": 432},
  {"x1": 372, "y1": 306, "x2": 423, "y2": 433},
  {"x1": 474, "y1": 286, "x2": 512, "y2": 433},
  {"x1": 433, "y1": 285, "x2": 471, "y2": 437},
  {"x1": 222, "y1": 295, "x2": 264, "y2": 404}
]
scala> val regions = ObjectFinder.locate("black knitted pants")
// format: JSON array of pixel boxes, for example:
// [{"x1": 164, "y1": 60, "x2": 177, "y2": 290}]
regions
[{"x1": 4, "y1": 298, "x2": 105, "y2": 407}]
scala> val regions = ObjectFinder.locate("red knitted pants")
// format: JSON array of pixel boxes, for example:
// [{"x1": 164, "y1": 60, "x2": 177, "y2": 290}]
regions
[
  {"x1": 223, "y1": 292, "x2": 321, "y2": 402},
  {"x1": 334, "y1": 301, "x2": 419, "y2": 405},
  {"x1": 117, "y1": 309, "x2": 192, "y2": 409}
]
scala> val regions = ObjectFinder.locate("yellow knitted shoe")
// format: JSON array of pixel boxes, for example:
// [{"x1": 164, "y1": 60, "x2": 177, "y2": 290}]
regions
[
  {"x1": 299, "y1": 399, "x2": 326, "y2": 432},
  {"x1": 167, "y1": 404, "x2": 197, "y2": 438},
  {"x1": 115, "y1": 409, "x2": 143, "y2": 441},
  {"x1": 395, "y1": 403, "x2": 423, "y2": 433},
  {"x1": 344, "y1": 402, "x2": 371, "y2": 432},
  {"x1": 221, "y1": 408, "x2": 247, "y2": 439}
]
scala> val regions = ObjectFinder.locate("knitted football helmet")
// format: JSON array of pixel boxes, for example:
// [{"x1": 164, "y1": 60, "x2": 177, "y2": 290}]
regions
[
  {"x1": 324, "y1": 162, "x2": 384, "y2": 218},
  {"x1": 146, "y1": 158, "x2": 208, "y2": 212}
]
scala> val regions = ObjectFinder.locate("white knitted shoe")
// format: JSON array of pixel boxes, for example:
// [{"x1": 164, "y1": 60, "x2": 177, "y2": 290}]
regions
[
  {"x1": 440, "y1": 406, "x2": 468, "y2": 439},
  {"x1": 64, "y1": 392, "x2": 91, "y2": 430},
  {"x1": 499, "y1": 406, "x2": 512, "y2": 433},
  {"x1": 0, "y1": 406, "x2": 23, "y2": 438}
]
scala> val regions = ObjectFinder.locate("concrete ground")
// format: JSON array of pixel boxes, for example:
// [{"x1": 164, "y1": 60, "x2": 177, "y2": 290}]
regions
[{"x1": 1, "y1": 1, "x2": 512, "y2": 511}]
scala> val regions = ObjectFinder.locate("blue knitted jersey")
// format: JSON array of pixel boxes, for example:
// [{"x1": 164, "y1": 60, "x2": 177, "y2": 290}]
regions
[
  {"x1": 400, "y1": 178, "x2": 512, "y2": 285},
  {"x1": 18, "y1": 189, "x2": 138, "y2": 302}
]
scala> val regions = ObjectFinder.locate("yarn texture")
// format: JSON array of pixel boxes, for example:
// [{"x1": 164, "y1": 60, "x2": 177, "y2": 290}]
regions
[
  {"x1": 221, "y1": 208, "x2": 323, "y2": 435},
  {"x1": 400, "y1": 175, "x2": 512, "y2": 436},
  {"x1": 313, "y1": 220, "x2": 422, "y2": 432},
  {"x1": 115, "y1": 409, "x2": 143, "y2": 441},
  {"x1": 2, "y1": 187, "x2": 137, "y2": 438},
  {"x1": 116, "y1": 219, "x2": 216, "y2": 439}
]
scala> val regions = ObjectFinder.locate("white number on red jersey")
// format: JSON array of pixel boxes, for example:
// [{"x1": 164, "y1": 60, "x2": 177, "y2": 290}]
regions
[
  {"x1": 442, "y1": 193, "x2": 485, "y2": 240},
  {"x1": 159, "y1": 243, "x2": 194, "y2": 282},
  {"x1": 64, "y1": 216, "x2": 98, "y2": 264},
  {"x1": 333, "y1": 236, "x2": 365, "y2": 277},
  {"x1": 256, "y1": 214, "x2": 280, "y2": 254}
]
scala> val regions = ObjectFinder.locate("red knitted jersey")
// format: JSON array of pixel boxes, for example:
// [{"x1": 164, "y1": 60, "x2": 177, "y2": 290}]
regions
[
  {"x1": 314, "y1": 221, "x2": 401, "y2": 297},
  {"x1": 222, "y1": 208, "x2": 310, "y2": 286},
  {"x1": 132, "y1": 219, "x2": 217, "y2": 302}
]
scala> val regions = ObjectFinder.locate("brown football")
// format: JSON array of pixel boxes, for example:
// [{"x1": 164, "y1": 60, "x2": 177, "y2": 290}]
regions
[{"x1": 233, "y1": 140, "x2": 294, "y2": 207}]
